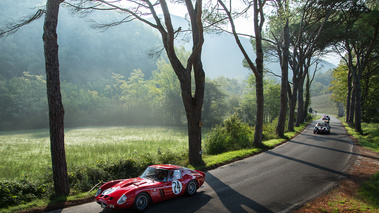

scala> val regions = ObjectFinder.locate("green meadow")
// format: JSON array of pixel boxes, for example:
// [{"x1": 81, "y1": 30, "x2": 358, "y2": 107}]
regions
[{"x1": 0, "y1": 126, "x2": 188, "y2": 181}]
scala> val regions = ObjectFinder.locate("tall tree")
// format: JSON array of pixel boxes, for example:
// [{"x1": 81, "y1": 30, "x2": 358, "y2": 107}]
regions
[
  {"x1": 287, "y1": 0, "x2": 335, "y2": 128},
  {"x1": 334, "y1": 0, "x2": 379, "y2": 132},
  {"x1": 44, "y1": 0, "x2": 70, "y2": 196},
  {"x1": 0, "y1": 0, "x2": 70, "y2": 196},
  {"x1": 266, "y1": 0, "x2": 290, "y2": 137},
  {"x1": 213, "y1": 0, "x2": 266, "y2": 147},
  {"x1": 69, "y1": 0, "x2": 205, "y2": 164}
]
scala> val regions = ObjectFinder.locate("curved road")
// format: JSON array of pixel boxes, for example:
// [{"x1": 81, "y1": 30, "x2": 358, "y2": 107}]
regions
[{"x1": 49, "y1": 115, "x2": 355, "y2": 213}]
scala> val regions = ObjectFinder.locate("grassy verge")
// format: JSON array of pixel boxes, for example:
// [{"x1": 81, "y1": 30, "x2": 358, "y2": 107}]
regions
[
  {"x1": 334, "y1": 118, "x2": 379, "y2": 211},
  {"x1": 340, "y1": 121, "x2": 379, "y2": 152}
]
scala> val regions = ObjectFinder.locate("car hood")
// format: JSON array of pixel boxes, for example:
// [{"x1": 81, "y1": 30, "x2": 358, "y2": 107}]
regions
[{"x1": 108, "y1": 177, "x2": 159, "y2": 193}]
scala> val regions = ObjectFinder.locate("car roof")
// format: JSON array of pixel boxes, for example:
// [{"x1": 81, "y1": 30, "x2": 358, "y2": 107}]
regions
[{"x1": 149, "y1": 164, "x2": 183, "y2": 170}]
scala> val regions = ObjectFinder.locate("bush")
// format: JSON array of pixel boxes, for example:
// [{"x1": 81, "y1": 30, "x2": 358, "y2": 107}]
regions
[
  {"x1": 205, "y1": 114, "x2": 254, "y2": 154},
  {"x1": 157, "y1": 149, "x2": 188, "y2": 165},
  {"x1": 0, "y1": 180, "x2": 46, "y2": 208},
  {"x1": 69, "y1": 165, "x2": 111, "y2": 192}
]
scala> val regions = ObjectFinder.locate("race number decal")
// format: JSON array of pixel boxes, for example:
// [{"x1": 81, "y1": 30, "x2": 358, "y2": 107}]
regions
[{"x1": 172, "y1": 180, "x2": 182, "y2": 195}]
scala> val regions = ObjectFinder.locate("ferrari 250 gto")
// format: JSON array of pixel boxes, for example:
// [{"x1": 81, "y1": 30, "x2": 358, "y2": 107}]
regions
[{"x1": 95, "y1": 164, "x2": 206, "y2": 211}]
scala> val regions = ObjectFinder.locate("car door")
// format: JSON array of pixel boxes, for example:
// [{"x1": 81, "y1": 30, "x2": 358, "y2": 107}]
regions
[{"x1": 164, "y1": 169, "x2": 184, "y2": 199}]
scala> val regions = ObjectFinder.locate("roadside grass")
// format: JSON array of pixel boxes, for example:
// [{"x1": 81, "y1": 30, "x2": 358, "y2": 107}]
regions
[
  {"x1": 0, "y1": 120, "x2": 311, "y2": 212},
  {"x1": 341, "y1": 121, "x2": 379, "y2": 152},
  {"x1": 334, "y1": 118, "x2": 379, "y2": 212},
  {"x1": 0, "y1": 126, "x2": 188, "y2": 181}
]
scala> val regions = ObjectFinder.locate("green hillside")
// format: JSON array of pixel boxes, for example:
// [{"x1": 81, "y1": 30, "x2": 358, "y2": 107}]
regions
[{"x1": 310, "y1": 93, "x2": 338, "y2": 115}]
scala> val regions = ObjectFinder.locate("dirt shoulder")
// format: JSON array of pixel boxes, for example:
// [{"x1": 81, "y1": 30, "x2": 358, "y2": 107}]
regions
[{"x1": 294, "y1": 142, "x2": 379, "y2": 213}]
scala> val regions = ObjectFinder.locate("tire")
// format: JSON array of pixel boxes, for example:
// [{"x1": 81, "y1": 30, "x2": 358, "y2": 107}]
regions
[
  {"x1": 133, "y1": 192, "x2": 150, "y2": 212},
  {"x1": 185, "y1": 180, "x2": 198, "y2": 196}
]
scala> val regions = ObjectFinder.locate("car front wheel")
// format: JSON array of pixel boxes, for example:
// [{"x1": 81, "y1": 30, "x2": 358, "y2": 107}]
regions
[
  {"x1": 185, "y1": 180, "x2": 198, "y2": 196},
  {"x1": 133, "y1": 192, "x2": 150, "y2": 212}
]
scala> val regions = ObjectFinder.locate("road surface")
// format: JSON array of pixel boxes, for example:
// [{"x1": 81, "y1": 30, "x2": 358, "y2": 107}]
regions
[{"x1": 49, "y1": 115, "x2": 355, "y2": 213}]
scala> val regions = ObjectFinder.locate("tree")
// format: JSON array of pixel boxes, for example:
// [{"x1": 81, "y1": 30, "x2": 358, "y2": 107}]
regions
[
  {"x1": 286, "y1": 0, "x2": 336, "y2": 129},
  {"x1": 333, "y1": 0, "x2": 379, "y2": 132},
  {"x1": 69, "y1": 0, "x2": 206, "y2": 164},
  {"x1": 43, "y1": 0, "x2": 70, "y2": 196},
  {"x1": 265, "y1": 0, "x2": 290, "y2": 137},
  {"x1": 1, "y1": 0, "x2": 70, "y2": 196},
  {"x1": 214, "y1": 0, "x2": 266, "y2": 147}
]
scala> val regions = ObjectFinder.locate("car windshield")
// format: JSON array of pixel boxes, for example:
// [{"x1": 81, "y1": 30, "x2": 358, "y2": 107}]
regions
[{"x1": 140, "y1": 167, "x2": 169, "y2": 182}]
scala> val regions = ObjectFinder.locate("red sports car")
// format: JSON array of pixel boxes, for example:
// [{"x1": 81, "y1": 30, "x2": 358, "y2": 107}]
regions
[{"x1": 95, "y1": 164, "x2": 206, "y2": 211}]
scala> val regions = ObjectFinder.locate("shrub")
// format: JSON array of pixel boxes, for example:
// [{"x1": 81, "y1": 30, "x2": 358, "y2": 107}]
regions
[
  {"x1": 157, "y1": 149, "x2": 188, "y2": 165},
  {"x1": 205, "y1": 114, "x2": 254, "y2": 154},
  {"x1": 0, "y1": 180, "x2": 46, "y2": 208},
  {"x1": 69, "y1": 165, "x2": 111, "y2": 192}
]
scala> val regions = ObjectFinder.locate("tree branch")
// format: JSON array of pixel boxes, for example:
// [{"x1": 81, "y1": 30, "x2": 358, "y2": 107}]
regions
[{"x1": 0, "y1": 9, "x2": 46, "y2": 38}]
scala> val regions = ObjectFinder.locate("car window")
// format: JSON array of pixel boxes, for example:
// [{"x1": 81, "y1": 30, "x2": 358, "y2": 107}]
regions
[
  {"x1": 140, "y1": 167, "x2": 169, "y2": 182},
  {"x1": 173, "y1": 170, "x2": 182, "y2": 180}
]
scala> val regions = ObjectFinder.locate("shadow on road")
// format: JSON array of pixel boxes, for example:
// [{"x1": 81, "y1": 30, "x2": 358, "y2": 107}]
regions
[
  {"x1": 289, "y1": 138, "x2": 379, "y2": 161},
  {"x1": 266, "y1": 150, "x2": 347, "y2": 177},
  {"x1": 206, "y1": 172, "x2": 273, "y2": 213},
  {"x1": 96, "y1": 191, "x2": 212, "y2": 213}
]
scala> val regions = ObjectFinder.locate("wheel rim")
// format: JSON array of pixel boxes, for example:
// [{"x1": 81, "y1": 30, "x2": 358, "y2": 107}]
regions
[
  {"x1": 188, "y1": 181, "x2": 197, "y2": 194},
  {"x1": 136, "y1": 195, "x2": 148, "y2": 210}
]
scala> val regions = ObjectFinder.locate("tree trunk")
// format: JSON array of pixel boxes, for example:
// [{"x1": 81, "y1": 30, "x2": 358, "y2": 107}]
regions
[
  {"x1": 296, "y1": 75, "x2": 305, "y2": 127},
  {"x1": 288, "y1": 76, "x2": 298, "y2": 132},
  {"x1": 304, "y1": 73, "x2": 311, "y2": 120},
  {"x1": 43, "y1": 0, "x2": 70, "y2": 196},
  {"x1": 252, "y1": 0, "x2": 264, "y2": 147},
  {"x1": 349, "y1": 85, "x2": 355, "y2": 126},
  {"x1": 254, "y1": 73, "x2": 264, "y2": 147},
  {"x1": 185, "y1": 54, "x2": 205, "y2": 165},
  {"x1": 354, "y1": 73, "x2": 362, "y2": 133},
  {"x1": 345, "y1": 69, "x2": 352, "y2": 123},
  {"x1": 276, "y1": 20, "x2": 289, "y2": 137}
]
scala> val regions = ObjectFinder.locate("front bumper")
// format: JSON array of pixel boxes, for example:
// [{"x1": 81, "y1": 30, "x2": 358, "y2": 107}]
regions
[{"x1": 96, "y1": 197, "x2": 131, "y2": 209}]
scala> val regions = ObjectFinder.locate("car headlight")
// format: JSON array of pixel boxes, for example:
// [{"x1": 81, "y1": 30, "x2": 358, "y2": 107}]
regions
[
  {"x1": 102, "y1": 187, "x2": 117, "y2": 195},
  {"x1": 117, "y1": 194, "x2": 128, "y2": 204},
  {"x1": 95, "y1": 188, "x2": 102, "y2": 197}
]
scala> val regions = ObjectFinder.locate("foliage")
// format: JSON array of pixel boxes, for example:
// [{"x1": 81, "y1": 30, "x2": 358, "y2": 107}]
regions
[
  {"x1": 330, "y1": 59, "x2": 379, "y2": 123},
  {"x1": 204, "y1": 114, "x2": 254, "y2": 155},
  {"x1": 238, "y1": 76, "x2": 281, "y2": 125},
  {"x1": 329, "y1": 62, "x2": 349, "y2": 104},
  {"x1": 0, "y1": 179, "x2": 47, "y2": 208}
]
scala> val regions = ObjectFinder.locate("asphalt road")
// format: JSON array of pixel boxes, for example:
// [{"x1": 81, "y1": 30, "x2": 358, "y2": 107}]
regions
[{"x1": 49, "y1": 115, "x2": 355, "y2": 213}]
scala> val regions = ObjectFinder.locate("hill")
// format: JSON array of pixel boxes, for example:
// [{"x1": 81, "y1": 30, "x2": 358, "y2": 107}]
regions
[{"x1": 310, "y1": 93, "x2": 338, "y2": 115}]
